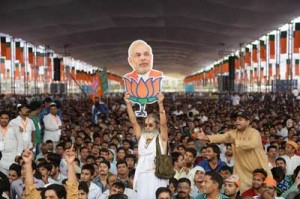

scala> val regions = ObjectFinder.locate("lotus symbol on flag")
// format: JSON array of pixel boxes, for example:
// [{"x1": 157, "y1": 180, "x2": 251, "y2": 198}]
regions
[{"x1": 124, "y1": 77, "x2": 162, "y2": 117}]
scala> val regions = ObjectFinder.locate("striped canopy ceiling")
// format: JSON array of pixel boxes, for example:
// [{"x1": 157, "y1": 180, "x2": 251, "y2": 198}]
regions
[{"x1": 1, "y1": 0, "x2": 300, "y2": 78}]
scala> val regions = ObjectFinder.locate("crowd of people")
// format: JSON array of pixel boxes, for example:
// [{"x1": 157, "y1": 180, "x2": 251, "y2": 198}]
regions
[{"x1": 0, "y1": 91, "x2": 299, "y2": 199}]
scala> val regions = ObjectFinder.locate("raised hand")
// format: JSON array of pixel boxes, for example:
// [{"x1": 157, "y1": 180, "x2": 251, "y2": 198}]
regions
[
  {"x1": 193, "y1": 128, "x2": 208, "y2": 141},
  {"x1": 64, "y1": 145, "x2": 76, "y2": 165},
  {"x1": 22, "y1": 147, "x2": 33, "y2": 164},
  {"x1": 157, "y1": 93, "x2": 164, "y2": 104},
  {"x1": 124, "y1": 92, "x2": 131, "y2": 104},
  {"x1": 225, "y1": 134, "x2": 235, "y2": 144}
]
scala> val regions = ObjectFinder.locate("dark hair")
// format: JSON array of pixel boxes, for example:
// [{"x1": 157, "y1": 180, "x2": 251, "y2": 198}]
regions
[
  {"x1": 171, "y1": 152, "x2": 184, "y2": 165},
  {"x1": 117, "y1": 147, "x2": 126, "y2": 153},
  {"x1": 275, "y1": 157, "x2": 286, "y2": 164},
  {"x1": 177, "y1": 177, "x2": 191, "y2": 187},
  {"x1": 86, "y1": 155, "x2": 96, "y2": 162},
  {"x1": 78, "y1": 181, "x2": 89, "y2": 194},
  {"x1": 0, "y1": 111, "x2": 10, "y2": 119},
  {"x1": 99, "y1": 160, "x2": 111, "y2": 169},
  {"x1": 41, "y1": 184, "x2": 66, "y2": 199},
  {"x1": 267, "y1": 145, "x2": 277, "y2": 152},
  {"x1": 156, "y1": 187, "x2": 172, "y2": 199},
  {"x1": 108, "y1": 194, "x2": 128, "y2": 199},
  {"x1": 220, "y1": 166, "x2": 233, "y2": 174},
  {"x1": 47, "y1": 153, "x2": 61, "y2": 168},
  {"x1": 100, "y1": 148, "x2": 109, "y2": 154},
  {"x1": 82, "y1": 164, "x2": 95, "y2": 176},
  {"x1": 111, "y1": 181, "x2": 125, "y2": 192},
  {"x1": 9, "y1": 163, "x2": 21, "y2": 177},
  {"x1": 125, "y1": 154, "x2": 136, "y2": 164},
  {"x1": 169, "y1": 177, "x2": 178, "y2": 191},
  {"x1": 56, "y1": 143, "x2": 65, "y2": 150},
  {"x1": 206, "y1": 144, "x2": 221, "y2": 159},
  {"x1": 116, "y1": 160, "x2": 128, "y2": 168},
  {"x1": 185, "y1": 148, "x2": 197, "y2": 158},
  {"x1": 271, "y1": 167, "x2": 285, "y2": 182},
  {"x1": 45, "y1": 140, "x2": 53, "y2": 144},
  {"x1": 38, "y1": 162, "x2": 53, "y2": 172},
  {"x1": 205, "y1": 172, "x2": 224, "y2": 190},
  {"x1": 80, "y1": 146, "x2": 88, "y2": 153},
  {"x1": 29, "y1": 101, "x2": 42, "y2": 111},
  {"x1": 253, "y1": 168, "x2": 268, "y2": 179},
  {"x1": 128, "y1": 169, "x2": 135, "y2": 179}
]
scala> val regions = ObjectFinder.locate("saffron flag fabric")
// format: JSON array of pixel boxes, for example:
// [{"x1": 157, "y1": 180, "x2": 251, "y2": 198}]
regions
[
  {"x1": 269, "y1": 35, "x2": 275, "y2": 59},
  {"x1": 294, "y1": 23, "x2": 300, "y2": 53},
  {"x1": 280, "y1": 31, "x2": 287, "y2": 54},
  {"x1": 260, "y1": 40, "x2": 266, "y2": 61}
]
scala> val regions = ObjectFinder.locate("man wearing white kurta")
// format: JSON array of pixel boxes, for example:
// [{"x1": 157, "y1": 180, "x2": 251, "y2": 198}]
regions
[
  {"x1": 125, "y1": 91, "x2": 168, "y2": 199},
  {"x1": 0, "y1": 111, "x2": 23, "y2": 175},
  {"x1": 43, "y1": 103, "x2": 62, "y2": 146},
  {"x1": 10, "y1": 104, "x2": 35, "y2": 151}
]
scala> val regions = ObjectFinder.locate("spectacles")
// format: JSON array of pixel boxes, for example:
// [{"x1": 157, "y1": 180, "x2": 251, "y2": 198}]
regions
[
  {"x1": 177, "y1": 186, "x2": 190, "y2": 190},
  {"x1": 145, "y1": 123, "x2": 154, "y2": 128}
]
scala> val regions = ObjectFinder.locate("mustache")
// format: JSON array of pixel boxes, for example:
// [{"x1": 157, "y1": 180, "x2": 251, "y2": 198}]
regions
[{"x1": 178, "y1": 192, "x2": 186, "y2": 194}]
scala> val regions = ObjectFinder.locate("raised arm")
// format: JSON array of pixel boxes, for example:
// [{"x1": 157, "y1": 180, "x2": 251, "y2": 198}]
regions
[
  {"x1": 64, "y1": 145, "x2": 78, "y2": 199},
  {"x1": 157, "y1": 93, "x2": 167, "y2": 142},
  {"x1": 124, "y1": 93, "x2": 142, "y2": 140},
  {"x1": 23, "y1": 147, "x2": 41, "y2": 199},
  {"x1": 23, "y1": 148, "x2": 34, "y2": 186}
]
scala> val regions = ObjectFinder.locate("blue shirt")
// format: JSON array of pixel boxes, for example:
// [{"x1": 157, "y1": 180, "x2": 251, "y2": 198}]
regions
[{"x1": 197, "y1": 159, "x2": 227, "y2": 173}]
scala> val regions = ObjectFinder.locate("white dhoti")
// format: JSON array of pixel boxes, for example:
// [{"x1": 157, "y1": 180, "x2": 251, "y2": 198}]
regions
[{"x1": 134, "y1": 135, "x2": 168, "y2": 199}]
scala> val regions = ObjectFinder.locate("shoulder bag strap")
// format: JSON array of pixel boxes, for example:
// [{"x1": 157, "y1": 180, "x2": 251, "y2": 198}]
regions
[{"x1": 156, "y1": 135, "x2": 161, "y2": 156}]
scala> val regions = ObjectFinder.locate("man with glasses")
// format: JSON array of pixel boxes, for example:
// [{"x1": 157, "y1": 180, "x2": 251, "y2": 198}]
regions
[
  {"x1": 124, "y1": 89, "x2": 168, "y2": 198},
  {"x1": 194, "y1": 110, "x2": 271, "y2": 194}
]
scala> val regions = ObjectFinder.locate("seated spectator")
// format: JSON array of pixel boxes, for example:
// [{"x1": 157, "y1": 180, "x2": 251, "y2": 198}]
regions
[
  {"x1": 172, "y1": 152, "x2": 187, "y2": 180},
  {"x1": 219, "y1": 166, "x2": 233, "y2": 181},
  {"x1": 224, "y1": 175, "x2": 241, "y2": 199},
  {"x1": 242, "y1": 168, "x2": 268, "y2": 197},
  {"x1": 172, "y1": 178, "x2": 194, "y2": 199},
  {"x1": 195, "y1": 172, "x2": 227, "y2": 199},
  {"x1": 80, "y1": 164, "x2": 102, "y2": 199},
  {"x1": 197, "y1": 144, "x2": 227, "y2": 173},
  {"x1": 261, "y1": 177, "x2": 284, "y2": 199},
  {"x1": 281, "y1": 141, "x2": 300, "y2": 175},
  {"x1": 271, "y1": 167, "x2": 293, "y2": 196},
  {"x1": 156, "y1": 187, "x2": 172, "y2": 199},
  {"x1": 188, "y1": 166, "x2": 205, "y2": 198},
  {"x1": 8, "y1": 163, "x2": 21, "y2": 184}
]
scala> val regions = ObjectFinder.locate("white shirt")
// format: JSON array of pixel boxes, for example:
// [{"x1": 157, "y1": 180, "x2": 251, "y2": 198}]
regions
[
  {"x1": 89, "y1": 182, "x2": 102, "y2": 199},
  {"x1": 282, "y1": 154, "x2": 300, "y2": 175},
  {"x1": 43, "y1": 113, "x2": 62, "y2": 142},
  {"x1": 232, "y1": 95, "x2": 240, "y2": 106},
  {"x1": 9, "y1": 116, "x2": 35, "y2": 149},
  {"x1": 97, "y1": 188, "x2": 137, "y2": 199},
  {"x1": 0, "y1": 125, "x2": 23, "y2": 174}
]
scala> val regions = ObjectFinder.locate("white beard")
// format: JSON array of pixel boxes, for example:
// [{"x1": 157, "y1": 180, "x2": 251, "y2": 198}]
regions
[{"x1": 142, "y1": 129, "x2": 159, "y2": 140}]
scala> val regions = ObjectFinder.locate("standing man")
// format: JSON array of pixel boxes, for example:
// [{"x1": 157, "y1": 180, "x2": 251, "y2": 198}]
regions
[
  {"x1": 43, "y1": 102, "x2": 62, "y2": 148},
  {"x1": 194, "y1": 110, "x2": 271, "y2": 193},
  {"x1": 124, "y1": 91, "x2": 168, "y2": 199},
  {"x1": 0, "y1": 111, "x2": 23, "y2": 175},
  {"x1": 92, "y1": 96, "x2": 109, "y2": 124},
  {"x1": 10, "y1": 104, "x2": 35, "y2": 150},
  {"x1": 29, "y1": 101, "x2": 42, "y2": 155}
]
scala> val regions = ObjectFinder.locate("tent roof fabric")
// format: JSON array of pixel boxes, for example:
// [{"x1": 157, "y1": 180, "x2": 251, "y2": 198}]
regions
[{"x1": 1, "y1": 0, "x2": 300, "y2": 78}]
